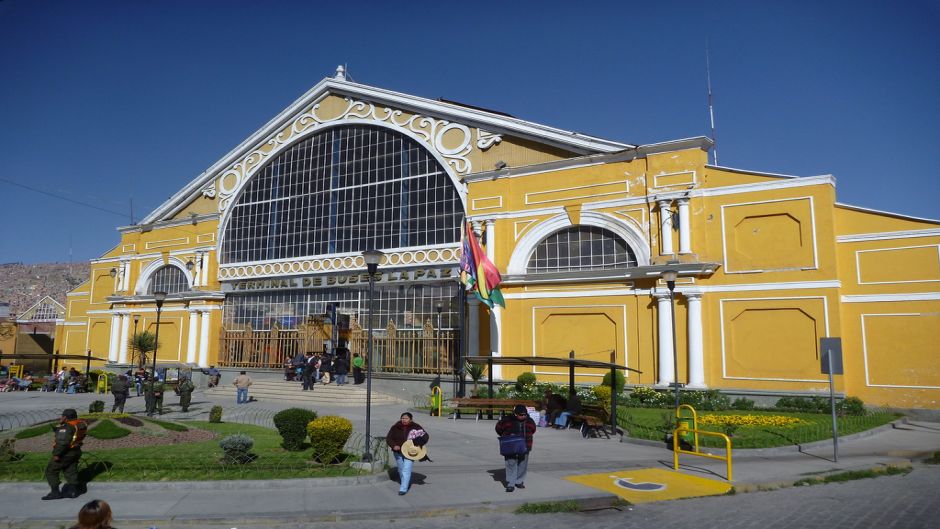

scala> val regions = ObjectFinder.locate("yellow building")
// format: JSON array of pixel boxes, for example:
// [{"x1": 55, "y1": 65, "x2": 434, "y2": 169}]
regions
[{"x1": 56, "y1": 68, "x2": 940, "y2": 409}]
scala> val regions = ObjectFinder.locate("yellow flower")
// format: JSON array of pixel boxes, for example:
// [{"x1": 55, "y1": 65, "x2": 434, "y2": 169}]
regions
[{"x1": 698, "y1": 414, "x2": 806, "y2": 428}]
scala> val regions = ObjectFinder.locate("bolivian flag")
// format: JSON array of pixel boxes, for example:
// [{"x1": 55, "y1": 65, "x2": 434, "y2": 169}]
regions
[{"x1": 461, "y1": 221, "x2": 505, "y2": 308}]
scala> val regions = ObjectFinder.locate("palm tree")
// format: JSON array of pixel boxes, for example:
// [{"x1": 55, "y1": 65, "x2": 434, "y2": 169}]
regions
[
  {"x1": 128, "y1": 331, "x2": 158, "y2": 368},
  {"x1": 466, "y1": 361, "x2": 487, "y2": 396}
]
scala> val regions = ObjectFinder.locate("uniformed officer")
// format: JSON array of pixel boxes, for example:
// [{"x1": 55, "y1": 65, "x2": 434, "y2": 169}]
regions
[
  {"x1": 143, "y1": 376, "x2": 156, "y2": 416},
  {"x1": 152, "y1": 377, "x2": 166, "y2": 415},
  {"x1": 177, "y1": 376, "x2": 195, "y2": 412},
  {"x1": 110, "y1": 374, "x2": 129, "y2": 413},
  {"x1": 42, "y1": 408, "x2": 87, "y2": 500}
]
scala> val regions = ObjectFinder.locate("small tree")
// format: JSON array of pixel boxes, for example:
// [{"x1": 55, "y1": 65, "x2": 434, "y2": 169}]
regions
[
  {"x1": 465, "y1": 362, "x2": 486, "y2": 395},
  {"x1": 128, "y1": 331, "x2": 158, "y2": 368}
]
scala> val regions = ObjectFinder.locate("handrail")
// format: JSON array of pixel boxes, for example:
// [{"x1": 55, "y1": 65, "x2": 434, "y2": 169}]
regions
[
  {"x1": 673, "y1": 427, "x2": 733, "y2": 481},
  {"x1": 675, "y1": 404, "x2": 700, "y2": 452},
  {"x1": 431, "y1": 385, "x2": 443, "y2": 417}
]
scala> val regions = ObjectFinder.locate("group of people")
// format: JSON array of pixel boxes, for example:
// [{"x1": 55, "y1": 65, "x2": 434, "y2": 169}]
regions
[
  {"x1": 0, "y1": 367, "x2": 88, "y2": 393},
  {"x1": 287, "y1": 347, "x2": 367, "y2": 390}
]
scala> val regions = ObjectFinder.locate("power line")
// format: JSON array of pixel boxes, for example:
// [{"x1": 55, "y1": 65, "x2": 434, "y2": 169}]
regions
[{"x1": 0, "y1": 177, "x2": 130, "y2": 219}]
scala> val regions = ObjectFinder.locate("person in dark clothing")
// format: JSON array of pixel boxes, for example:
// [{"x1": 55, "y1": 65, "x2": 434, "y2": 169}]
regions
[
  {"x1": 352, "y1": 352, "x2": 365, "y2": 384},
  {"x1": 43, "y1": 409, "x2": 87, "y2": 500},
  {"x1": 110, "y1": 375, "x2": 129, "y2": 413},
  {"x1": 333, "y1": 355, "x2": 348, "y2": 385},
  {"x1": 177, "y1": 376, "x2": 195, "y2": 412},
  {"x1": 69, "y1": 498, "x2": 114, "y2": 529},
  {"x1": 554, "y1": 392, "x2": 582, "y2": 428},
  {"x1": 495, "y1": 404, "x2": 537, "y2": 492},
  {"x1": 385, "y1": 412, "x2": 429, "y2": 495},
  {"x1": 301, "y1": 352, "x2": 316, "y2": 391}
]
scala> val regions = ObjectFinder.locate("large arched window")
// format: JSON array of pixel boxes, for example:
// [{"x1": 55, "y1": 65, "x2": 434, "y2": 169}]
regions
[
  {"x1": 221, "y1": 125, "x2": 463, "y2": 264},
  {"x1": 527, "y1": 226, "x2": 637, "y2": 274},
  {"x1": 147, "y1": 266, "x2": 190, "y2": 294}
]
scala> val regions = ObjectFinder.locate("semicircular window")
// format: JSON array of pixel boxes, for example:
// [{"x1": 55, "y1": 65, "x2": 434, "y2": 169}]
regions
[
  {"x1": 221, "y1": 125, "x2": 463, "y2": 264},
  {"x1": 527, "y1": 226, "x2": 637, "y2": 274},
  {"x1": 147, "y1": 266, "x2": 190, "y2": 294}
]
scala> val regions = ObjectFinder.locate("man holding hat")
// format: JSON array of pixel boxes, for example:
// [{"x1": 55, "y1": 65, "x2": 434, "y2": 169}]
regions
[
  {"x1": 385, "y1": 412, "x2": 429, "y2": 495},
  {"x1": 495, "y1": 404, "x2": 537, "y2": 492},
  {"x1": 43, "y1": 408, "x2": 87, "y2": 500}
]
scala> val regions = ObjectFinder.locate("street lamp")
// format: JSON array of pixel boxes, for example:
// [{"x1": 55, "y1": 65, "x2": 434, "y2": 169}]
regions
[
  {"x1": 151, "y1": 291, "x2": 167, "y2": 379},
  {"x1": 435, "y1": 300, "x2": 444, "y2": 372},
  {"x1": 361, "y1": 249, "x2": 383, "y2": 463},
  {"x1": 662, "y1": 269, "x2": 681, "y2": 409},
  {"x1": 132, "y1": 314, "x2": 140, "y2": 367}
]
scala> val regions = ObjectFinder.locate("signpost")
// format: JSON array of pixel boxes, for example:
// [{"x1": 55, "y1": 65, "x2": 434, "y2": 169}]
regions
[{"x1": 820, "y1": 337, "x2": 843, "y2": 462}]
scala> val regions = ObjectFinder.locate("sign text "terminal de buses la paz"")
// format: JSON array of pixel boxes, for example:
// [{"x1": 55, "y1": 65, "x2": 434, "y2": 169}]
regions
[{"x1": 222, "y1": 267, "x2": 459, "y2": 293}]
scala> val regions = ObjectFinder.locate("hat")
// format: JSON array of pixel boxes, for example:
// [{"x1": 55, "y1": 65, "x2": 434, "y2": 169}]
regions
[
  {"x1": 512, "y1": 404, "x2": 528, "y2": 415},
  {"x1": 400, "y1": 439, "x2": 428, "y2": 461},
  {"x1": 62, "y1": 409, "x2": 78, "y2": 420}
]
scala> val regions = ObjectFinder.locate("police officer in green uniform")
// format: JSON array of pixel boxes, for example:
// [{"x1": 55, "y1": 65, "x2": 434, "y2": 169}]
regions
[
  {"x1": 152, "y1": 377, "x2": 166, "y2": 415},
  {"x1": 110, "y1": 374, "x2": 129, "y2": 413},
  {"x1": 177, "y1": 376, "x2": 195, "y2": 412},
  {"x1": 42, "y1": 408, "x2": 87, "y2": 500},
  {"x1": 143, "y1": 376, "x2": 156, "y2": 416}
]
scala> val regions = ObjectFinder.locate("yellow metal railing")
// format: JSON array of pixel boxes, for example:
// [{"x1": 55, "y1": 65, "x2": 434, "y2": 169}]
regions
[
  {"x1": 430, "y1": 385, "x2": 443, "y2": 417},
  {"x1": 676, "y1": 404, "x2": 700, "y2": 451},
  {"x1": 673, "y1": 427, "x2": 734, "y2": 481}
]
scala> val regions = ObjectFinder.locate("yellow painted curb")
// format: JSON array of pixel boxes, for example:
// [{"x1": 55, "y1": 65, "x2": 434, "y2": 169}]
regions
[{"x1": 565, "y1": 468, "x2": 732, "y2": 504}]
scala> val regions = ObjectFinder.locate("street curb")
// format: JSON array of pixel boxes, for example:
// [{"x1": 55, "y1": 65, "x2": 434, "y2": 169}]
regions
[{"x1": 731, "y1": 459, "x2": 917, "y2": 493}]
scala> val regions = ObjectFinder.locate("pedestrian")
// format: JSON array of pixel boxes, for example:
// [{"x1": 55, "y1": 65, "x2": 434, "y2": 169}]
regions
[
  {"x1": 205, "y1": 365, "x2": 221, "y2": 388},
  {"x1": 68, "y1": 499, "x2": 114, "y2": 529},
  {"x1": 42, "y1": 408, "x2": 87, "y2": 500},
  {"x1": 334, "y1": 354, "x2": 348, "y2": 385},
  {"x1": 110, "y1": 375, "x2": 129, "y2": 413},
  {"x1": 134, "y1": 367, "x2": 146, "y2": 396},
  {"x1": 554, "y1": 391, "x2": 582, "y2": 429},
  {"x1": 321, "y1": 355, "x2": 333, "y2": 384},
  {"x1": 143, "y1": 376, "x2": 156, "y2": 416},
  {"x1": 151, "y1": 376, "x2": 166, "y2": 415},
  {"x1": 495, "y1": 404, "x2": 536, "y2": 492},
  {"x1": 302, "y1": 352, "x2": 316, "y2": 391},
  {"x1": 352, "y1": 352, "x2": 365, "y2": 384},
  {"x1": 385, "y1": 412, "x2": 429, "y2": 495},
  {"x1": 55, "y1": 368, "x2": 67, "y2": 393},
  {"x1": 233, "y1": 370, "x2": 252, "y2": 404},
  {"x1": 177, "y1": 375, "x2": 195, "y2": 412}
]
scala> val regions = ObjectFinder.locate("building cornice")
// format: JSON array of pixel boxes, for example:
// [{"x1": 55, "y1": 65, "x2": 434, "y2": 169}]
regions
[
  {"x1": 836, "y1": 227, "x2": 940, "y2": 243},
  {"x1": 118, "y1": 213, "x2": 220, "y2": 234}
]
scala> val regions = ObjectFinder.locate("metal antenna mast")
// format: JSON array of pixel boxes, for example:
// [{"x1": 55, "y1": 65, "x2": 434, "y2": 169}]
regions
[{"x1": 706, "y1": 41, "x2": 718, "y2": 166}]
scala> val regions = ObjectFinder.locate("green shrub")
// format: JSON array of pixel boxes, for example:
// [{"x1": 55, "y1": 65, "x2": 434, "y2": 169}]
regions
[
  {"x1": 630, "y1": 386, "x2": 667, "y2": 407},
  {"x1": 87, "y1": 419, "x2": 131, "y2": 440},
  {"x1": 602, "y1": 371, "x2": 625, "y2": 392},
  {"x1": 88, "y1": 400, "x2": 105, "y2": 413},
  {"x1": 219, "y1": 433, "x2": 255, "y2": 464},
  {"x1": 731, "y1": 397, "x2": 756, "y2": 411},
  {"x1": 307, "y1": 415, "x2": 353, "y2": 464},
  {"x1": 209, "y1": 405, "x2": 223, "y2": 423},
  {"x1": 0, "y1": 439, "x2": 17, "y2": 462},
  {"x1": 839, "y1": 396, "x2": 866, "y2": 416},
  {"x1": 682, "y1": 390, "x2": 732, "y2": 411},
  {"x1": 516, "y1": 372, "x2": 537, "y2": 391},
  {"x1": 273, "y1": 408, "x2": 318, "y2": 451},
  {"x1": 593, "y1": 385, "x2": 612, "y2": 405},
  {"x1": 775, "y1": 396, "x2": 830, "y2": 414}
]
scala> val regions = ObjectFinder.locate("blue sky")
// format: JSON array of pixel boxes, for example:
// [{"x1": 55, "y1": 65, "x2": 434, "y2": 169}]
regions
[{"x1": 1, "y1": 0, "x2": 937, "y2": 263}]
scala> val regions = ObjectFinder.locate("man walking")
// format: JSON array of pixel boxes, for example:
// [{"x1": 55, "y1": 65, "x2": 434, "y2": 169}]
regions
[
  {"x1": 233, "y1": 370, "x2": 252, "y2": 404},
  {"x1": 495, "y1": 404, "x2": 537, "y2": 492},
  {"x1": 177, "y1": 376, "x2": 195, "y2": 412},
  {"x1": 110, "y1": 374, "x2": 129, "y2": 413},
  {"x1": 301, "y1": 352, "x2": 316, "y2": 391},
  {"x1": 152, "y1": 377, "x2": 165, "y2": 415},
  {"x1": 42, "y1": 409, "x2": 87, "y2": 500},
  {"x1": 143, "y1": 376, "x2": 156, "y2": 416}
]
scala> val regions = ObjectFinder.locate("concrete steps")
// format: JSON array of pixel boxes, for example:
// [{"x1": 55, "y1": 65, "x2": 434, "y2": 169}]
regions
[{"x1": 203, "y1": 379, "x2": 403, "y2": 406}]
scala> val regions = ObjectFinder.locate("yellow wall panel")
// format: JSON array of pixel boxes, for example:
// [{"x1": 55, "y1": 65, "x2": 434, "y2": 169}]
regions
[
  {"x1": 856, "y1": 245, "x2": 940, "y2": 284},
  {"x1": 88, "y1": 319, "x2": 110, "y2": 357},
  {"x1": 862, "y1": 313, "x2": 940, "y2": 388},
  {"x1": 723, "y1": 198, "x2": 816, "y2": 272}
]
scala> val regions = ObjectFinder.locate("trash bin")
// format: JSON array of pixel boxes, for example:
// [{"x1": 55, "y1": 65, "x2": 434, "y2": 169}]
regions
[
  {"x1": 430, "y1": 392, "x2": 441, "y2": 416},
  {"x1": 677, "y1": 417, "x2": 695, "y2": 445}
]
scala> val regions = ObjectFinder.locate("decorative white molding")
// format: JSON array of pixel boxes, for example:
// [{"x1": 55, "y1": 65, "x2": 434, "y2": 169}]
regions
[
  {"x1": 837, "y1": 227, "x2": 940, "y2": 243},
  {"x1": 201, "y1": 183, "x2": 216, "y2": 199},
  {"x1": 697, "y1": 280, "x2": 841, "y2": 293},
  {"x1": 720, "y1": 196, "x2": 819, "y2": 274},
  {"x1": 477, "y1": 129, "x2": 502, "y2": 150},
  {"x1": 842, "y1": 292, "x2": 940, "y2": 303},
  {"x1": 135, "y1": 257, "x2": 195, "y2": 295},
  {"x1": 855, "y1": 244, "x2": 940, "y2": 285},
  {"x1": 861, "y1": 313, "x2": 940, "y2": 389}
]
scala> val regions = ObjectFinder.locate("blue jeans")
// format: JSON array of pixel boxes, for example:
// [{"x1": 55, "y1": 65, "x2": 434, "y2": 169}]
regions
[
  {"x1": 393, "y1": 452, "x2": 413, "y2": 493},
  {"x1": 236, "y1": 387, "x2": 249, "y2": 404},
  {"x1": 555, "y1": 411, "x2": 574, "y2": 428},
  {"x1": 335, "y1": 373, "x2": 347, "y2": 385}
]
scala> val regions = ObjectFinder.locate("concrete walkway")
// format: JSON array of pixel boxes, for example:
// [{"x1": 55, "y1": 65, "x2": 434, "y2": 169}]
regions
[{"x1": 0, "y1": 389, "x2": 938, "y2": 528}]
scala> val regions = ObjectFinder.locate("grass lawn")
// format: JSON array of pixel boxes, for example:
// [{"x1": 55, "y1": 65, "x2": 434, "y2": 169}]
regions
[
  {"x1": 617, "y1": 408, "x2": 900, "y2": 449},
  {"x1": 0, "y1": 421, "x2": 368, "y2": 482}
]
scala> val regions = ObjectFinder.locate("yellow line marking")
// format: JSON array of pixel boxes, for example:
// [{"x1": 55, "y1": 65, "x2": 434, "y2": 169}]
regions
[{"x1": 565, "y1": 468, "x2": 732, "y2": 504}]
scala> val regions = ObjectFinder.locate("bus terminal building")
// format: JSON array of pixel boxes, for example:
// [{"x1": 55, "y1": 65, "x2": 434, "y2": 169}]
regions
[{"x1": 55, "y1": 69, "x2": 940, "y2": 410}]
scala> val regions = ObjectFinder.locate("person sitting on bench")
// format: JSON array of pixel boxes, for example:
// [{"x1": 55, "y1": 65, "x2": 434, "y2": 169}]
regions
[{"x1": 553, "y1": 392, "x2": 582, "y2": 429}]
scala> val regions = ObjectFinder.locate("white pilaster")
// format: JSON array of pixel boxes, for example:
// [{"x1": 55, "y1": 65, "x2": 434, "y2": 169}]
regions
[
  {"x1": 186, "y1": 309, "x2": 199, "y2": 364},
  {"x1": 198, "y1": 310, "x2": 211, "y2": 367},
  {"x1": 118, "y1": 313, "x2": 130, "y2": 364},
  {"x1": 467, "y1": 295, "x2": 480, "y2": 360},
  {"x1": 655, "y1": 291, "x2": 674, "y2": 386},
  {"x1": 686, "y1": 292, "x2": 705, "y2": 388},
  {"x1": 118, "y1": 260, "x2": 130, "y2": 291},
  {"x1": 108, "y1": 313, "x2": 121, "y2": 362},
  {"x1": 658, "y1": 200, "x2": 674, "y2": 256},
  {"x1": 677, "y1": 198, "x2": 692, "y2": 254},
  {"x1": 484, "y1": 219, "x2": 503, "y2": 379}
]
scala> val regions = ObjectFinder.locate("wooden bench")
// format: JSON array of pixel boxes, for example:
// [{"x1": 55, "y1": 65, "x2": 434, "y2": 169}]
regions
[
  {"x1": 572, "y1": 404, "x2": 611, "y2": 439},
  {"x1": 449, "y1": 398, "x2": 537, "y2": 421}
]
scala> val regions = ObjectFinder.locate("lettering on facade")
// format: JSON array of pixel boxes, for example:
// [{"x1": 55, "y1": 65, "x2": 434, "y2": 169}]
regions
[{"x1": 224, "y1": 267, "x2": 457, "y2": 293}]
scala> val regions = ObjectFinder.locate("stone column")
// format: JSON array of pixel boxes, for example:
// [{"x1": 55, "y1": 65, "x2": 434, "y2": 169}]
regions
[
  {"x1": 108, "y1": 313, "x2": 121, "y2": 363},
  {"x1": 186, "y1": 309, "x2": 199, "y2": 364},
  {"x1": 118, "y1": 313, "x2": 130, "y2": 364},
  {"x1": 658, "y1": 199, "x2": 674, "y2": 256},
  {"x1": 655, "y1": 291, "x2": 674, "y2": 386},
  {"x1": 467, "y1": 296, "x2": 480, "y2": 360},
  {"x1": 686, "y1": 292, "x2": 705, "y2": 388},
  {"x1": 677, "y1": 198, "x2": 692, "y2": 254},
  {"x1": 484, "y1": 219, "x2": 503, "y2": 379},
  {"x1": 198, "y1": 310, "x2": 211, "y2": 367}
]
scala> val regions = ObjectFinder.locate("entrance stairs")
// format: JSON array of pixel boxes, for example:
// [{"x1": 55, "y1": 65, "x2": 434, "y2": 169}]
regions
[{"x1": 203, "y1": 379, "x2": 404, "y2": 407}]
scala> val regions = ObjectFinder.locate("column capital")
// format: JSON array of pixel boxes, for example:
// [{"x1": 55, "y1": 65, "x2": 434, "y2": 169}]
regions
[
  {"x1": 652, "y1": 289, "x2": 673, "y2": 300},
  {"x1": 483, "y1": 218, "x2": 495, "y2": 227},
  {"x1": 657, "y1": 199, "x2": 673, "y2": 209},
  {"x1": 684, "y1": 290, "x2": 703, "y2": 300},
  {"x1": 676, "y1": 197, "x2": 691, "y2": 206}
]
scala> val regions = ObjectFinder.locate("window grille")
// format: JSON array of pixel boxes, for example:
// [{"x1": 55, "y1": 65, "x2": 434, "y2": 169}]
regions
[
  {"x1": 148, "y1": 266, "x2": 190, "y2": 294},
  {"x1": 527, "y1": 226, "x2": 637, "y2": 273}
]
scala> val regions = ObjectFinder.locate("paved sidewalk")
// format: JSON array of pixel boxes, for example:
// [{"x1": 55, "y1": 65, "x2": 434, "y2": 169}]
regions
[{"x1": 1, "y1": 390, "x2": 938, "y2": 528}]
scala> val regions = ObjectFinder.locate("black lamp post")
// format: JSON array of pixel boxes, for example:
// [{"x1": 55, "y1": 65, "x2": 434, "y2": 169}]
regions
[
  {"x1": 662, "y1": 269, "x2": 681, "y2": 409},
  {"x1": 361, "y1": 249, "x2": 383, "y2": 463},
  {"x1": 435, "y1": 300, "x2": 444, "y2": 372},
  {"x1": 132, "y1": 314, "x2": 140, "y2": 367},
  {"x1": 151, "y1": 291, "x2": 167, "y2": 379}
]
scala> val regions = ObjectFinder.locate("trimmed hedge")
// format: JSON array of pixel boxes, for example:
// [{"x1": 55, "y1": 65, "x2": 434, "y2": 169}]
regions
[
  {"x1": 307, "y1": 415, "x2": 353, "y2": 464},
  {"x1": 87, "y1": 419, "x2": 132, "y2": 440},
  {"x1": 273, "y1": 408, "x2": 318, "y2": 451},
  {"x1": 209, "y1": 405, "x2": 223, "y2": 423}
]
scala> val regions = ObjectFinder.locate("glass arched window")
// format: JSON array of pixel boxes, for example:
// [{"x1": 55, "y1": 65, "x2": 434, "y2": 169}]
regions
[
  {"x1": 147, "y1": 266, "x2": 190, "y2": 294},
  {"x1": 527, "y1": 226, "x2": 637, "y2": 273},
  {"x1": 221, "y1": 125, "x2": 463, "y2": 263}
]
